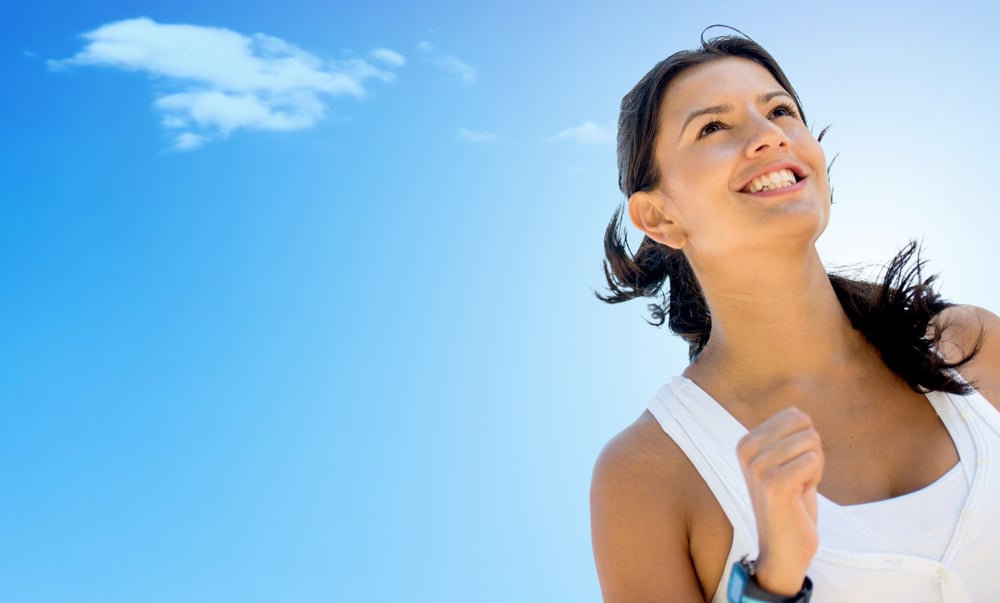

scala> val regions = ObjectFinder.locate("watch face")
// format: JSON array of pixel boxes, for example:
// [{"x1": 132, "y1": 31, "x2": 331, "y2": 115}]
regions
[{"x1": 727, "y1": 561, "x2": 751, "y2": 603}]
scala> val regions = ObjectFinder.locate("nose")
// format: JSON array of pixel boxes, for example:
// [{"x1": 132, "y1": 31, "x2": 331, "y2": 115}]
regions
[{"x1": 744, "y1": 115, "x2": 790, "y2": 157}]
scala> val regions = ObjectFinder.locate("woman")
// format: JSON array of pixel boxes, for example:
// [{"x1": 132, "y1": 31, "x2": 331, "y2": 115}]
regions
[{"x1": 590, "y1": 32, "x2": 1000, "y2": 602}]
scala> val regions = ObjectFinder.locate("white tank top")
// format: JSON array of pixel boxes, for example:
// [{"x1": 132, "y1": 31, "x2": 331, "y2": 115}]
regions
[{"x1": 647, "y1": 376, "x2": 1000, "y2": 602}]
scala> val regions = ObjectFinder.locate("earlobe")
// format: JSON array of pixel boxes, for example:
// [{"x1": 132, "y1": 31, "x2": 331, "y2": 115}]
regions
[{"x1": 627, "y1": 191, "x2": 687, "y2": 249}]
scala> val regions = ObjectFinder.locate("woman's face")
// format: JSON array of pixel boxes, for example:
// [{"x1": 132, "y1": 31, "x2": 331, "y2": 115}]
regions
[{"x1": 647, "y1": 57, "x2": 830, "y2": 265}]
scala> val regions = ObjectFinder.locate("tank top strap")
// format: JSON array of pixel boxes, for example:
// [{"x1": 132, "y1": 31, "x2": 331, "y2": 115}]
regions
[
  {"x1": 647, "y1": 377, "x2": 759, "y2": 555},
  {"x1": 926, "y1": 390, "x2": 977, "y2": 488}
]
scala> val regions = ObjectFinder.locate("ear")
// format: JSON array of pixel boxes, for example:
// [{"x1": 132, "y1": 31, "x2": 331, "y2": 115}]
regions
[{"x1": 627, "y1": 190, "x2": 687, "y2": 249}]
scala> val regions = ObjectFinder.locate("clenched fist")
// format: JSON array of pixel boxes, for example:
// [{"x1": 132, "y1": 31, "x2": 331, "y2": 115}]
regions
[{"x1": 736, "y1": 407, "x2": 824, "y2": 596}]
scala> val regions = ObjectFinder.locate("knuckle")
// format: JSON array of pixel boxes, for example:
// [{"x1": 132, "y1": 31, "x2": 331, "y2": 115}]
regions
[
  {"x1": 807, "y1": 449, "x2": 825, "y2": 468},
  {"x1": 792, "y1": 408, "x2": 814, "y2": 426},
  {"x1": 748, "y1": 456, "x2": 769, "y2": 480},
  {"x1": 737, "y1": 437, "x2": 755, "y2": 463}
]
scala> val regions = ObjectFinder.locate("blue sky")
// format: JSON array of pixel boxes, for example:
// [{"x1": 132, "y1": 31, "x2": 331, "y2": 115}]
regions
[{"x1": 3, "y1": 2, "x2": 999, "y2": 602}]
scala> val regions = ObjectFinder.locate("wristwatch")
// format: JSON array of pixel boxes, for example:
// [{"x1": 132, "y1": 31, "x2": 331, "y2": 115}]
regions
[{"x1": 727, "y1": 556, "x2": 813, "y2": 603}]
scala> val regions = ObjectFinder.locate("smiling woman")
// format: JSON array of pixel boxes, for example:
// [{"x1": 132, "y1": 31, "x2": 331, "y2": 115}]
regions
[{"x1": 591, "y1": 33, "x2": 1000, "y2": 603}]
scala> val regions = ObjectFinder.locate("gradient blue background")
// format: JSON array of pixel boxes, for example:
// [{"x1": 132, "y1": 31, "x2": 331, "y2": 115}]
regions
[{"x1": 3, "y1": 1, "x2": 999, "y2": 601}]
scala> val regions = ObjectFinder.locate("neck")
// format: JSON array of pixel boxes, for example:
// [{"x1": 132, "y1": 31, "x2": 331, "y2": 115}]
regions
[{"x1": 684, "y1": 247, "x2": 871, "y2": 393}]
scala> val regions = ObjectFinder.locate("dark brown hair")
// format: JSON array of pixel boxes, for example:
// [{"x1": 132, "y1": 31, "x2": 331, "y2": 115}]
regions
[{"x1": 598, "y1": 34, "x2": 978, "y2": 394}]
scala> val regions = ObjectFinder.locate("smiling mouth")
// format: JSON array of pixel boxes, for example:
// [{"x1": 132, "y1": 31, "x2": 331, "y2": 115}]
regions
[{"x1": 742, "y1": 168, "x2": 801, "y2": 193}]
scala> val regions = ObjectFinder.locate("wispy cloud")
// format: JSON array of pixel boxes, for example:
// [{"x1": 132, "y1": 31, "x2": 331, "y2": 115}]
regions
[
  {"x1": 175, "y1": 132, "x2": 207, "y2": 150},
  {"x1": 417, "y1": 41, "x2": 476, "y2": 84},
  {"x1": 549, "y1": 121, "x2": 614, "y2": 144},
  {"x1": 371, "y1": 48, "x2": 405, "y2": 67},
  {"x1": 457, "y1": 128, "x2": 499, "y2": 143},
  {"x1": 49, "y1": 17, "x2": 404, "y2": 150}
]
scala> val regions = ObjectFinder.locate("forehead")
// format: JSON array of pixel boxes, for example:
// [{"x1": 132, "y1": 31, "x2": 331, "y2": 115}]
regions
[{"x1": 659, "y1": 57, "x2": 786, "y2": 131}]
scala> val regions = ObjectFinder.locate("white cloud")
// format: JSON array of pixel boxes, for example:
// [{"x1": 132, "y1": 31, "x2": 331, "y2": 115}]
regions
[
  {"x1": 156, "y1": 89, "x2": 324, "y2": 133},
  {"x1": 50, "y1": 17, "x2": 401, "y2": 150},
  {"x1": 549, "y1": 121, "x2": 614, "y2": 144},
  {"x1": 417, "y1": 41, "x2": 476, "y2": 84},
  {"x1": 457, "y1": 128, "x2": 499, "y2": 143},
  {"x1": 371, "y1": 48, "x2": 405, "y2": 67},
  {"x1": 174, "y1": 132, "x2": 206, "y2": 150},
  {"x1": 335, "y1": 57, "x2": 397, "y2": 83}
]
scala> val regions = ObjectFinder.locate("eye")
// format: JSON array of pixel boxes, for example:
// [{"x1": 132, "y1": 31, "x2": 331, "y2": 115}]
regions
[
  {"x1": 697, "y1": 120, "x2": 727, "y2": 139},
  {"x1": 769, "y1": 102, "x2": 800, "y2": 120}
]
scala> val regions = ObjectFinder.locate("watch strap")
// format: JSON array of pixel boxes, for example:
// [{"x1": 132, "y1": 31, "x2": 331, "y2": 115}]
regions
[{"x1": 727, "y1": 556, "x2": 813, "y2": 603}]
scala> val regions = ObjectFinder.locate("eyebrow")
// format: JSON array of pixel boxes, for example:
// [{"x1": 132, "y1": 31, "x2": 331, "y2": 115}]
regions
[{"x1": 678, "y1": 90, "x2": 794, "y2": 139}]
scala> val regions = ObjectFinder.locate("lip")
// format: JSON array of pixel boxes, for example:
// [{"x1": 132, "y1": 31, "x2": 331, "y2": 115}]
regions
[{"x1": 737, "y1": 161, "x2": 808, "y2": 194}]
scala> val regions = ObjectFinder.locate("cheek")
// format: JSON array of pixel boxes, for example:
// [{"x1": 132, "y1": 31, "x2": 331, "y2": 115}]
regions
[
  {"x1": 791, "y1": 130, "x2": 827, "y2": 168},
  {"x1": 675, "y1": 147, "x2": 730, "y2": 185},
  {"x1": 660, "y1": 143, "x2": 736, "y2": 201}
]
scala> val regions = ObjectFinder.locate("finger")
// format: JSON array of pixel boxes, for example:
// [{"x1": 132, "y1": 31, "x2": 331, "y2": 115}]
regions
[
  {"x1": 747, "y1": 427, "x2": 824, "y2": 479},
  {"x1": 740, "y1": 407, "x2": 813, "y2": 447},
  {"x1": 755, "y1": 449, "x2": 825, "y2": 498},
  {"x1": 737, "y1": 407, "x2": 816, "y2": 463}
]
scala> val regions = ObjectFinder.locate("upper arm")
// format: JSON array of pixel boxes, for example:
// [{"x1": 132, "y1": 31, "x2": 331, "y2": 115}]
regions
[
  {"x1": 590, "y1": 422, "x2": 707, "y2": 603},
  {"x1": 934, "y1": 304, "x2": 1000, "y2": 406}
]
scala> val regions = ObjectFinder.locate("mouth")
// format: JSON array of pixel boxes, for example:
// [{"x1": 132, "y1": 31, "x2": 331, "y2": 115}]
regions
[{"x1": 740, "y1": 167, "x2": 804, "y2": 194}]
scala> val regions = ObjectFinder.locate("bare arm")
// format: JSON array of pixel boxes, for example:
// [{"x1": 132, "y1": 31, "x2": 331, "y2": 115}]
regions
[{"x1": 590, "y1": 419, "x2": 707, "y2": 603}]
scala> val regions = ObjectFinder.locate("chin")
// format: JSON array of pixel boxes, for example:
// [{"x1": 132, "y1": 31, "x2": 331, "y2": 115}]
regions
[{"x1": 754, "y1": 206, "x2": 829, "y2": 251}]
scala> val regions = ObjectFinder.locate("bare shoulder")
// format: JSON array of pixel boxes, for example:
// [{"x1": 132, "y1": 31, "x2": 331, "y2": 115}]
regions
[
  {"x1": 590, "y1": 411, "x2": 718, "y2": 603},
  {"x1": 933, "y1": 304, "x2": 1000, "y2": 406}
]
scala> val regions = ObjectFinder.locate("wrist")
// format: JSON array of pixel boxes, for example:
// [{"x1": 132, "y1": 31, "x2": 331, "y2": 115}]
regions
[
  {"x1": 753, "y1": 556, "x2": 807, "y2": 596},
  {"x1": 728, "y1": 556, "x2": 812, "y2": 603}
]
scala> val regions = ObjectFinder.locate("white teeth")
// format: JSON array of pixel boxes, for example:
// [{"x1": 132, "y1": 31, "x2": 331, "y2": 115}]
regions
[{"x1": 745, "y1": 168, "x2": 797, "y2": 193}]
